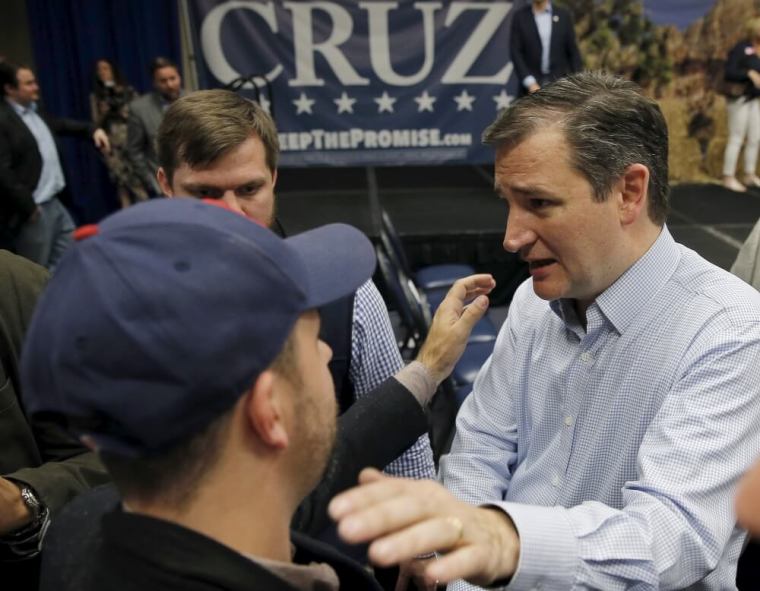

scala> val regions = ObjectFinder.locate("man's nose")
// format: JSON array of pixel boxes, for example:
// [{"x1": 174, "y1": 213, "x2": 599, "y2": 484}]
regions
[
  {"x1": 220, "y1": 193, "x2": 244, "y2": 214},
  {"x1": 320, "y1": 340, "x2": 333, "y2": 363},
  {"x1": 503, "y1": 210, "x2": 536, "y2": 253}
]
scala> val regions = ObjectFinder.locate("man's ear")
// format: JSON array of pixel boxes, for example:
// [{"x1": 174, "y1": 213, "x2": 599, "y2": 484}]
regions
[
  {"x1": 156, "y1": 167, "x2": 173, "y2": 197},
  {"x1": 244, "y1": 370, "x2": 289, "y2": 450},
  {"x1": 271, "y1": 168, "x2": 278, "y2": 190},
  {"x1": 617, "y1": 163, "x2": 649, "y2": 226}
]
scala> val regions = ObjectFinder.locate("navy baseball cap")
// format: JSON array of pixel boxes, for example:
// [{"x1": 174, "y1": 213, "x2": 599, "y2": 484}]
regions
[{"x1": 21, "y1": 198, "x2": 376, "y2": 457}]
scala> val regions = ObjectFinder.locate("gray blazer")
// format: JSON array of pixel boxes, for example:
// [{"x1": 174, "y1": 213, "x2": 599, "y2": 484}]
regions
[{"x1": 126, "y1": 92, "x2": 166, "y2": 195}]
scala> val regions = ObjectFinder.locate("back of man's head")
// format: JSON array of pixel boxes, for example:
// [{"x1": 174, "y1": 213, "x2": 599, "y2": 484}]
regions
[
  {"x1": 484, "y1": 71, "x2": 670, "y2": 225},
  {"x1": 0, "y1": 61, "x2": 20, "y2": 96},
  {"x1": 158, "y1": 89, "x2": 279, "y2": 186},
  {"x1": 20, "y1": 199, "x2": 375, "y2": 507}
]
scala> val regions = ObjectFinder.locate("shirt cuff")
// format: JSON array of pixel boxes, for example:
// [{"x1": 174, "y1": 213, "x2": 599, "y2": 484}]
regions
[
  {"x1": 489, "y1": 502, "x2": 578, "y2": 590},
  {"x1": 522, "y1": 76, "x2": 537, "y2": 89},
  {"x1": 394, "y1": 361, "x2": 437, "y2": 407}
]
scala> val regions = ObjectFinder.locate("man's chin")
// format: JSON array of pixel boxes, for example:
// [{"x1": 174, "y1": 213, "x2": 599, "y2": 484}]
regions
[{"x1": 531, "y1": 282, "x2": 565, "y2": 302}]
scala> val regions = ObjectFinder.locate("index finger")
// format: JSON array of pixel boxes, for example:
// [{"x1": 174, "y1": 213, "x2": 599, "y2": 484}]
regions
[
  {"x1": 328, "y1": 469, "x2": 407, "y2": 520},
  {"x1": 445, "y1": 274, "x2": 495, "y2": 304}
]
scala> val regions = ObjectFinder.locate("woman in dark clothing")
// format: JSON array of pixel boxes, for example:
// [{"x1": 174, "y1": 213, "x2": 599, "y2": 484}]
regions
[
  {"x1": 722, "y1": 19, "x2": 760, "y2": 192},
  {"x1": 90, "y1": 59, "x2": 147, "y2": 207}
]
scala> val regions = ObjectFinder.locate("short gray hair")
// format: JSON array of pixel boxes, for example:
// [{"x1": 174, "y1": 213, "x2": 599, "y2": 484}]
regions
[{"x1": 483, "y1": 72, "x2": 669, "y2": 225}]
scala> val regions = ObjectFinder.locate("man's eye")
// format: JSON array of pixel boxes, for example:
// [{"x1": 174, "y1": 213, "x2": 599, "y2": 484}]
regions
[
  {"x1": 238, "y1": 185, "x2": 259, "y2": 196},
  {"x1": 530, "y1": 199, "x2": 551, "y2": 208}
]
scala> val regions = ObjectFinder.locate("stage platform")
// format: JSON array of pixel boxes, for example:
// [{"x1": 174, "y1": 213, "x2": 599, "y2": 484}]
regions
[{"x1": 277, "y1": 165, "x2": 760, "y2": 304}]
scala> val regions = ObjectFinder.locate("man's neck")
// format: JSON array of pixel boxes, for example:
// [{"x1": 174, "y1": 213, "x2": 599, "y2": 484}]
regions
[
  {"x1": 532, "y1": 0, "x2": 550, "y2": 12},
  {"x1": 572, "y1": 222, "x2": 663, "y2": 329},
  {"x1": 5, "y1": 97, "x2": 32, "y2": 110},
  {"x1": 126, "y1": 467, "x2": 296, "y2": 563},
  {"x1": 157, "y1": 92, "x2": 178, "y2": 105}
]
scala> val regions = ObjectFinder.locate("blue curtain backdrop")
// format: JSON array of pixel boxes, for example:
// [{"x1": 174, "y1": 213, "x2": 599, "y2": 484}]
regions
[{"x1": 25, "y1": 0, "x2": 181, "y2": 223}]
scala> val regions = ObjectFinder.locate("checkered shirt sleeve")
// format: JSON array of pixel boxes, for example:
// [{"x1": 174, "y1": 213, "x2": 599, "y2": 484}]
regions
[{"x1": 351, "y1": 280, "x2": 435, "y2": 479}]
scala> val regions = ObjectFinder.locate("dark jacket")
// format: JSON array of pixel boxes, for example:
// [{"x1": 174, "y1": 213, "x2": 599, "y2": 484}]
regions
[
  {"x1": 0, "y1": 100, "x2": 94, "y2": 238},
  {"x1": 510, "y1": 3, "x2": 582, "y2": 95},
  {"x1": 0, "y1": 250, "x2": 109, "y2": 591},
  {"x1": 724, "y1": 40, "x2": 760, "y2": 100},
  {"x1": 87, "y1": 509, "x2": 382, "y2": 591}
]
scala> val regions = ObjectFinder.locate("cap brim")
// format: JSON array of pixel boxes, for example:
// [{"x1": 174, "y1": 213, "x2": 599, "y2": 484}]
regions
[{"x1": 285, "y1": 223, "x2": 376, "y2": 309}]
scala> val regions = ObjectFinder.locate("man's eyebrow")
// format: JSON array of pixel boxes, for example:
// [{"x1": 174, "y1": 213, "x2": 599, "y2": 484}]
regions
[
  {"x1": 504, "y1": 184, "x2": 557, "y2": 200},
  {"x1": 493, "y1": 185, "x2": 557, "y2": 201},
  {"x1": 180, "y1": 182, "x2": 217, "y2": 192},
  {"x1": 180, "y1": 178, "x2": 266, "y2": 192}
]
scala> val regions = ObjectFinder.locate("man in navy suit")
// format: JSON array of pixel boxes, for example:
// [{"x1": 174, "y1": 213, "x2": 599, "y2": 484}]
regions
[{"x1": 510, "y1": 0, "x2": 582, "y2": 96}]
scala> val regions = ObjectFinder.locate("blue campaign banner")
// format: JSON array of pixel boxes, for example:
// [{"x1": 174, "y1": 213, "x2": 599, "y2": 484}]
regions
[
  {"x1": 642, "y1": 0, "x2": 713, "y2": 31},
  {"x1": 186, "y1": 0, "x2": 518, "y2": 167}
]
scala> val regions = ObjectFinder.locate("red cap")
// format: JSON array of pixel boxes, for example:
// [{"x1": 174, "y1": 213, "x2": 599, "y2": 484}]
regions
[{"x1": 74, "y1": 224, "x2": 100, "y2": 241}]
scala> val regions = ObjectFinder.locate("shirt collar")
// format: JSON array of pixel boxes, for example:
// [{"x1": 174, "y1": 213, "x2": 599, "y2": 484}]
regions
[
  {"x1": 244, "y1": 545, "x2": 339, "y2": 591},
  {"x1": 533, "y1": 1, "x2": 553, "y2": 15},
  {"x1": 550, "y1": 226, "x2": 681, "y2": 334},
  {"x1": 6, "y1": 97, "x2": 36, "y2": 116}
]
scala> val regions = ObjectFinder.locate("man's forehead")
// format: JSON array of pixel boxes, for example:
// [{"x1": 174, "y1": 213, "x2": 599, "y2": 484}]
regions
[
  {"x1": 155, "y1": 67, "x2": 179, "y2": 80},
  {"x1": 495, "y1": 129, "x2": 568, "y2": 174},
  {"x1": 16, "y1": 68, "x2": 35, "y2": 81},
  {"x1": 177, "y1": 166, "x2": 269, "y2": 184},
  {"x1": 174, "y1": 165, "x2": 272, "y2": 187},
  {"x1": 492, "y1": 129, "x2": 580, "y2": 199}
]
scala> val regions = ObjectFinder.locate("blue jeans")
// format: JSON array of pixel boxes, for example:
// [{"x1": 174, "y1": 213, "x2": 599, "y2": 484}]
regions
[{"x1": 14, "y1": 198, "x2": 75, "y2": 271}]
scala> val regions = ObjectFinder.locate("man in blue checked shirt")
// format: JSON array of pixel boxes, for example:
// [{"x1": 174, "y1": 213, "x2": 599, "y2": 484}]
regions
[{"x1": 328, "y1": 72, "x2": 760, "y2": 591}]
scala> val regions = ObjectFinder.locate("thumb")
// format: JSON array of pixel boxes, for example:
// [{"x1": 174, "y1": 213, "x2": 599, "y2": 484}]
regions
[{"x1": 358, "y1": 467, "x2": 385, "y2": 485}]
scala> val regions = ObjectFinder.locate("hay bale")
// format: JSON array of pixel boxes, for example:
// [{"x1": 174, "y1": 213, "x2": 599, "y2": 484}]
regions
[{"x1": 659, "y1": 98, "x2": 708, "y2": 181}]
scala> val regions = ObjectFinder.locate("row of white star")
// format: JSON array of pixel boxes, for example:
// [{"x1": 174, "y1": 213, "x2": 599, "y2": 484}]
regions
[{"x1": 285, "y1": 90, "x2": 513, "y2": 115}]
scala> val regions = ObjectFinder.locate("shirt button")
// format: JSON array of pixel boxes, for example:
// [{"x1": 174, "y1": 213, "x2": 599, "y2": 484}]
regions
[
  {"x1": 551, "y1": 475, "x2": 561, "y2": 487},
  {"x1": 564, "y1": 415, "x2": 574, "y2": 426},
  {"x1": 580, "y1": 352, "x2": 593, "y2": 363}
]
